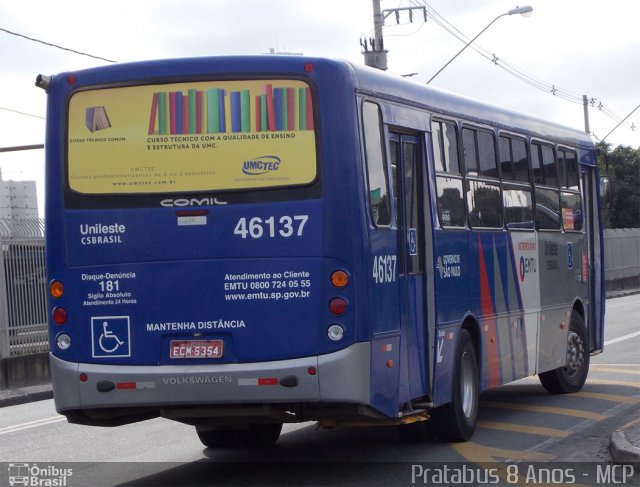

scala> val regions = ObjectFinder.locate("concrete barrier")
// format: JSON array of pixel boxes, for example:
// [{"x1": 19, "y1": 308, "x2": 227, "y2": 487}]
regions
[
  {"x1": 604, "y1": 228, "x2": 640, "y2": 292},
  {"x1": 0, "y1": 352, "x2": 50, "y2": 390}
]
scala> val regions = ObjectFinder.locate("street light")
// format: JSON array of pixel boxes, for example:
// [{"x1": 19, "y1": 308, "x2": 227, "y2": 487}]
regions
[{"x1": 426, "y1": 5, "x2": 533, "y2": 85}]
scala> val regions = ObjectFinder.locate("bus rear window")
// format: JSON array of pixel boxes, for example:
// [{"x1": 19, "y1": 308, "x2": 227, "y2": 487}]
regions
[{"x1": 67, "y1": 79, "x2": 317, "y2": 194}]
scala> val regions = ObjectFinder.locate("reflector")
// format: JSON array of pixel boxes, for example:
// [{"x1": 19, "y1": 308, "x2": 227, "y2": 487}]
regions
[
  {"x1": 56, "y1": 333, "x2": 71, "y2": 350},
  {"x1": 327, "y1": 324, "x2": 344, "y2": 342},
  {"x1": 331, "y1": 270, "x2": 349, "y2": 288},
  {"x1": 49, "y1": 280, "x2": 64, "y2": 298},
  {"x1": 52, "y1": 307, "x2": 68, "y2": 325},
  {"x1": 329, "y1": 297, "x2": 347, "y2": 315}
]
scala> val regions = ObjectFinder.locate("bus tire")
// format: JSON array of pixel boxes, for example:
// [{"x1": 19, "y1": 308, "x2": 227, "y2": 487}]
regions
[
  {"x1": 196, "y1": 425, "x2": 241, "y2": 448},
  {"x1": 433, "y1": 329, "x2": 479, "y2": 442},
  {"x1": 196, "y1": 423, "x2": 283, "y2": 448},
  {"x1": 396, "y1": 419, "x2": 436, "y2": 442},
  {"x1": 539, "y1": 313, "x2": 589, "y2": 394},
  {"x1": 245, "y1": 423, "x2": 283, "y2": 447}
]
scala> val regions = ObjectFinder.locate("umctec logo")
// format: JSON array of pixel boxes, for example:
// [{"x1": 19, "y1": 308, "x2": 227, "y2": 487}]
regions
[{"x1": 242, "y1": 156, "x2": 281, "y2": 175}]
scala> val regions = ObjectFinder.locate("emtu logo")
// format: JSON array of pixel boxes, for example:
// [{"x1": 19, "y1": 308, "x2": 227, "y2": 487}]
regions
[
  {"x1": 519, "y1": 256, "x2": 537, "y2": 281},
  {"x1": 242, "y1": 155, "x2": 281, "y2": 175}
]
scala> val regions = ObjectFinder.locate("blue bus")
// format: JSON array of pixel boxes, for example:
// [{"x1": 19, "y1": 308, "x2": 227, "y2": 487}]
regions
[{"x1": 38, "y1": 56, "x2": 604, "y2": 445}]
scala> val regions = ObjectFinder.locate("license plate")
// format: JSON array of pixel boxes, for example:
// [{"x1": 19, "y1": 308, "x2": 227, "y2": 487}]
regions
[{"x1": 170, "y1": 340, "x2": 223, "y2": 359}]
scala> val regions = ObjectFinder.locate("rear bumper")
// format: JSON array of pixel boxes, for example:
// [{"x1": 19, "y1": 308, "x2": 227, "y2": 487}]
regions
[{"x1": 50, "y1": 342, "x2": 371, "y2": 414}]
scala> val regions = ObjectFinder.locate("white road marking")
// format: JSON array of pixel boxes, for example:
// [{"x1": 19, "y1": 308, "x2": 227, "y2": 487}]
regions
[
  {"x1": 0, "y1": 416, "x2": 66, "y2": 435},
  {"x1": 604, "y1": 330, "x2": 640, "y2": 346}
]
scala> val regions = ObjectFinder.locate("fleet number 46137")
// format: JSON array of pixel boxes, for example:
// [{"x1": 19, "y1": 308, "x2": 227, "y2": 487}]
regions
[
  {"x1": 373, "y1": 254, "x2": 397, "y2": 283},
  {"x1": 234, "y1": 215, "x2": 309, "y2": 239}
]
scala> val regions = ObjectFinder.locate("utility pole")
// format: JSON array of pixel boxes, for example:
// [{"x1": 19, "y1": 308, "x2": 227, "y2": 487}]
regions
[
  {"x1": 361, "y1": 0, "x2": 427, "y2": 71},
  {"x1": 583, "y1": 95, "x2": 591, "y2": 135},
  {"x1": 362, "y1": 0, "x2": 388, "y2": 70}
]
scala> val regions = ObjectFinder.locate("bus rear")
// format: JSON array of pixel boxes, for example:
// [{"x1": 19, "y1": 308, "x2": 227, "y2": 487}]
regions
[{"x1": 42, "y1": 57, "x2": 374, "y2": 444}]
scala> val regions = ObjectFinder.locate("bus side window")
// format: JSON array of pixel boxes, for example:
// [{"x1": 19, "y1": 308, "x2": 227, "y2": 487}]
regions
[
  {"x1": 532, "y1": 141, "x2": 561, "y2": 230},
  {"x1": 542, "y1": 145, "x2": 559, "y2": 187},
  {"x1": 512, "y1": 138, "x2": 530, "y2": 183},
  {"x1": 499, "y1": 136, "x2": 514, "y2": 181},
  {"x1": 363, "y1": 102, "x2": 391, "y2": 227},
  {"x1": 464, "y1": 126, "x2": 502, "y2": 229},
  {"x1": 432, "y1": 120, "x2": 466, "y2": 228},
  {"x1": 432, "y1": 120, "x2": 460, "y2": 174},
  {"x1": 535, "y1": 187, "x2": 562, "y2": 230},
  {"x1": 462, "y1": 128, "x2": 478, "y2": 175},
  {"x1": 559, "y1": 149, "x2": 580, "y2": 191},
  {"x1": 500, "y1": 135, "x2": 533, "y2": 229},
  {"x1": 477, "y1": 130, "x2": 498, "y2": 178},
  {"x1": 531, "y1": 143, "x2": 543, "y2": 184},
  {"x1": 500, "y1": 135, "x2": 530, "y2": 183},
  {"x1": 503, "y1": 186, "x2": 534, "y2": 229},
  {"x1": 559, "y1": 148, "x2": 582, "y2": 231},
  {"x1": 467, "y1": 180, "x2": 502, "y2": 228}
]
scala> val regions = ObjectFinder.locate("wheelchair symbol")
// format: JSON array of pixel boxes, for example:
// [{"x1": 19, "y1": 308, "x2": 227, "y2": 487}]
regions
[
  {"x1": 91, "y1": 316, "x2": 130, "y2": 358},
  {"x1": 99, "y1": 321, "x2": 124, "y2": 353},
  {"x1": 408, "y1": 228, "x2": 418, "y2": 256}
]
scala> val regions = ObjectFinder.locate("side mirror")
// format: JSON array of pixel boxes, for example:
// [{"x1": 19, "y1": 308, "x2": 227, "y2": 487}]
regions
[{"x1": 599, "y1": 176, "x2": 611, "y2": 209}]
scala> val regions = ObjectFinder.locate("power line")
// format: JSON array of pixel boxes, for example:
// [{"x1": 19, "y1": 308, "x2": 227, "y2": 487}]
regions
[
  {"x1": 0, "y1": 106, "x2": 45, "y2": 120},
  {"x1": 0, "y1": 144, "x2": 44, "y2": 153},
  {"x1": 411, "y1": 1, "x2": 638, "y2": 133},
  {"x1": 415, "y1": 1, "x2": 583, "y2": 102},
  {"x1": 0, "y1": 26, "x2": 116, "y2": 63},
  {"x1": 601, "y1": 103, "x2": 640, "y2": 143}
]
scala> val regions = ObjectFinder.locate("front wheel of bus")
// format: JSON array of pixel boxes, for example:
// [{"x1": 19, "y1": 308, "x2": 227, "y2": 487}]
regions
[
  {"x1": 539, "y1": 313, "x2": 589, "y2": 394},
  {"x1": 196, "y1": 423, "x2": 283, "y2": 448}
]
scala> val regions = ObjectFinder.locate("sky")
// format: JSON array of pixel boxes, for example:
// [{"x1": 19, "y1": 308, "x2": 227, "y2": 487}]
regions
[{"x1": 1, "y1": 0, "x2": 639, "y2": 216}]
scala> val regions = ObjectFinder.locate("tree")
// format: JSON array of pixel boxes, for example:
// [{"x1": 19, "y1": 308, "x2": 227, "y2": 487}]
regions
[{"x1": 597, "y1": 143, "x2": 640, "y2": 228}]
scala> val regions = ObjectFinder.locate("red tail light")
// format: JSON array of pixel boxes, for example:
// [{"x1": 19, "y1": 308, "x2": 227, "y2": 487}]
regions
[
  {"x1": 52, "y1": 307, "x2": 68, "y2": 325},
  {"x1": 329, "y1": 297, "x2": 347, "y2": 316}
]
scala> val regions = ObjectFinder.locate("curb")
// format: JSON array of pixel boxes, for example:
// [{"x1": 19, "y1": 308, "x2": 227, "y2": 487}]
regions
[
  {"x1": 610, "y1": 429, "x2": 640, "y2": 464},
  {"x1": 0, "y1": 386, "x2": 53, "y2": 408},
  {"x1": 605, "y1": 289, "x2": 640, "y2": 299}
]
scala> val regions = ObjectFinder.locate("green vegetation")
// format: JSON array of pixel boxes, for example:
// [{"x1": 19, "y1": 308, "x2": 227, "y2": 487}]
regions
[{"x1": 597, "y1": 143, "x2": 640, "y2": 228}]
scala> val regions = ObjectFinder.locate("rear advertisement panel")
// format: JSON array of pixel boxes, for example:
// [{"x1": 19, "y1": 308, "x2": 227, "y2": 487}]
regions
[{"x1": 68, "y1": 79, "x2": 317, "y2": 194}]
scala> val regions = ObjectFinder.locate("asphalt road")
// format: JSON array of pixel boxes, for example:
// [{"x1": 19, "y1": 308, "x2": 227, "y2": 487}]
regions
[{"x1": 1, "y1": 295, "x2": 638, "y2": 486}]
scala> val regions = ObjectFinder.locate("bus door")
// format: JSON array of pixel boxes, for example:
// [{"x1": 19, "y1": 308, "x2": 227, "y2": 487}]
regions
[
  {"x1": 582, "y1": 163, "x2": 604, "y2": 351},
  {"x1": 389, "y1": 133, "x2": 428, "y2": 401}
]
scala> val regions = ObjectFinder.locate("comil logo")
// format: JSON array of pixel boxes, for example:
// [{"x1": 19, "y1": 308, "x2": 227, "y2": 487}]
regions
[{"x1": 242, "y1": 155, "x2": 281, "y2": 175}]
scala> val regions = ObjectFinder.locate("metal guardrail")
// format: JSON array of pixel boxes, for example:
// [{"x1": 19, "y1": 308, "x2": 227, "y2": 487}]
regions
[{"x1": 0, "y1": 218, "x2": 48, "y2": 358}]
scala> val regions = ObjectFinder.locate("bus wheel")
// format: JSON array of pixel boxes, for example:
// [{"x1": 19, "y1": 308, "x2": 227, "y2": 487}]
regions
[
  {"x1": 433, "y1": 329, "x2": 479, "y2": 442},
  {"x1": 396, "y1": 418, "x2": 436, "y2": 442},
  {"x1": 245, "y1": 423, "x2": 283, "y2": 446},
  {"x1": 196, "y1": 423, "x2": 283, "y2": 448},
  {"x1": 196, "y1": 425, "x2": 241, "y2": 448},
  {"x1": 539, "y1": 313, "x2": 589, "y2": 394}
]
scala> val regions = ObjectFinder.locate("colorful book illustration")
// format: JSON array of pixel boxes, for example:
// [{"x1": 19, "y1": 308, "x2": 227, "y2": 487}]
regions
[
  {"x1": 175, "y1": 91, "x2": 183, "y2": 134},
  {"x1": 148, "y1": 84, "x2": 313, "y2": 135},
  {"x1": 85, "y1": 106, "x2": 111, "y2": 132},
  {"x1": 230, "y1": 91, "x2": 241, "y2": 133}
]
